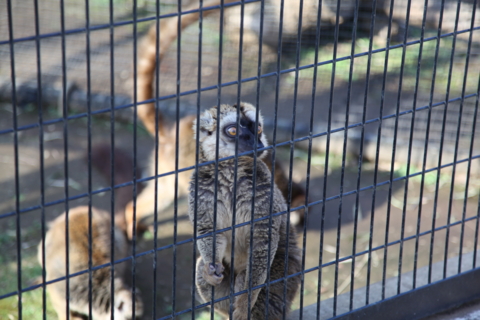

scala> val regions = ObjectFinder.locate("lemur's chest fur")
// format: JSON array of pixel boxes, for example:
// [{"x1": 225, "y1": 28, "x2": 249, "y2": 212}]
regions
[
  {"x1": 192, "y1": 157, "x2": 274, "y2": 270},
  {"x1": 195, "y1": 157, "x2": 269, "y2": 216}
]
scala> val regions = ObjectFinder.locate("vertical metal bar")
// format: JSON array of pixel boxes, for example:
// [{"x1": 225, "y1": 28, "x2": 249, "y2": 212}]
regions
[
  {"x1": 153, "y1": 0, "x2": 161, "y2": 318},
  {"x1": 474, "y1": 140, "x2": 480, "y2": 269},
  {"x1": 249, "y1": 0, "x2": 265, "y2": 315},
  {"x1": 362, "y1": 0, "x2": 378, "y2": 307},
  {"x1": 424, "y1": 0, "x2": 446, "y2": 284},
  {"x1": 346, "y1": 0, "x2": 360, "y2": 306},
  {"x1": 84, "y1": 0, "x2": 94, "y2": 318},
  {"x1": 475, "y1": 203, "x2": 480, "y2": 267},
  {"x1": 192, "y1": 1, "x2": 203, "y2": 318},
  {"x1": 6, "y1": 0, "x2": 22, "y2": 318},
  {"x1": 33, "y1": 0, "x2": 47, "y2": 318},
  {"x1": 331, "y1": 0, "x2": 344, "y2": 315},
  {"x1": 412, "y1": 0, "x2": 430, "y2": 291},
  {"x1": 314, "y1": 0, "x2": 332, "y2": 314},
  {"x1": 131, "y1": 0, "x2": 139, "y2": 318},
  {"x1": 395, "y1": 0, "x2": 413, "y2": 295},
  {"x1": 59, "y1": 0, "x2": 71, "y2": 318},
  {"x1": 300, "y1": 1, "x2": 322, "y2": 318},
  {"x1": 211, "y1": 1, "x2": 225, "y2": 317},
  {"x1": 470, "y1": 61, "x2": 480, "y2": 272},
  {"x1": 457, "y1": 0, "x2": 478, "y2": 274},
  {"x1": 269, "y1": 0, "x2": 286, "y2": 317},
  {"x1": 108, "y1": 0, "x2": 116, "y2": 316},
  {"x1": 379, "y1": 0, "x2": 396, "y2": 301},
  {"x1": 230, "y1": 0, "x2": 244, "y2": 317},
  {"x1": 442, "y1": 0, "x2": 464, "y2": 280},
  {"x1": 283, "y1": 0, "x2": 303, "y2": 316},
  {"x1": 172, "y1": 0, "x2": 182, "y2": 317}
]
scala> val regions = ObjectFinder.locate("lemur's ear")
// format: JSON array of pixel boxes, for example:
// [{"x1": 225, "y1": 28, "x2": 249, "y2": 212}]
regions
[
  {"x1": 192, "y1": 110, "x2": 215, "y2": 140},
  {"x1": 240, "y1": 102, "x2": 264, "y2": 126}
]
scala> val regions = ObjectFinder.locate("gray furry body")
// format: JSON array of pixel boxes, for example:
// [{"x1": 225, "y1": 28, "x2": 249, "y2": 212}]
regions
[{"x1": 189, "y1": 103, "x2": 301, "y2": 320}]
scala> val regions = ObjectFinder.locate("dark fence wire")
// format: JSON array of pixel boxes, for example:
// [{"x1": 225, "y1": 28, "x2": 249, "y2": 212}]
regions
[
  {"x1": 1, "y1": 0, "x2": 480, "y2": 320},
  {"x1": 2, "y1": 28, "x2": 480, "y2": 136}
]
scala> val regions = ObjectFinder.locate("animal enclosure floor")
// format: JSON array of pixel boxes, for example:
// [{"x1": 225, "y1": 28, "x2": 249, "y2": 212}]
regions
[{"x1": 0, "y1": 105, "x2": 479, "y2": 319}]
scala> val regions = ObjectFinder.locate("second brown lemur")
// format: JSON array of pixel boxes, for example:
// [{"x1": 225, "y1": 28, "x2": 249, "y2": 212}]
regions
[
  {"x1": 37, "y1": 206, "x2": 143, "y2": 320},
  {"x1": 189, "y1": 102, "x2": 302, "y2": 319}
]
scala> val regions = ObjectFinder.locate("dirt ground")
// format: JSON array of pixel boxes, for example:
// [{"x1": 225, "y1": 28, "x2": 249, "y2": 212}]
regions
[
  {"x1": 0, "y1": 101, "x2": 479, "y2": 319},
  {"x1": 1, "y1": 1, "x2": 480, "y2": 318}
]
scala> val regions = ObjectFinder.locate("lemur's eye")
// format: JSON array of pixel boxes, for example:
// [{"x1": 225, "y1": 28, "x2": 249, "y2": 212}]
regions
[
  {"x1": 225, "y1": 125, "x2": 237, "y2": 136},
  {"x1": 257, "y1": 125, "x2": 262, "y2": 135}
]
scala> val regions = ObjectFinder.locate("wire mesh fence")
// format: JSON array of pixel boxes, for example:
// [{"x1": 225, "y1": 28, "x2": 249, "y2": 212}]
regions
[{"x1": 0, "y1": 0, "x2": 479, "y2": 319}]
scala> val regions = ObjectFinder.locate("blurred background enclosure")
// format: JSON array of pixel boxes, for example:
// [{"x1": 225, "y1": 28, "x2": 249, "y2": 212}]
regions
[
  {"x1": 1, "y1": 0, "x2": 479, "y2": 167},
  {"x1": 0, "y1": 0, "x2": 479, "y2": 319}
]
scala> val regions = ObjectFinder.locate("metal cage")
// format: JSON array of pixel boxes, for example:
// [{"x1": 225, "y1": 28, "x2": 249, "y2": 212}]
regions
[{"x1": 0, "y1": 0, "x2": 479, "y2": 319}]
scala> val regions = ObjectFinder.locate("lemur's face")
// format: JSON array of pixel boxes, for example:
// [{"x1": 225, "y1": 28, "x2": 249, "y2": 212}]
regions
[{"x1": 194, "y1": 102, "x2": 268, "y2": 161}]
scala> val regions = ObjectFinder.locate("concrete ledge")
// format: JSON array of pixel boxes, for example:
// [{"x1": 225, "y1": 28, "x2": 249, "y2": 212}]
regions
[{"x1": 288, "y1": 251, "x2": 480, "y2": 320}]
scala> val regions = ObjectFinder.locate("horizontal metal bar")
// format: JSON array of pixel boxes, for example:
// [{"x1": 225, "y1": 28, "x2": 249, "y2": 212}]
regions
[
  {"x1": 0, "y1": 13, "x2": 477, "y2": 52},
  {"x1": 1, "y1": 152, "x2": 478, "y2": 221},
  {"x1": 0, "y1": 0, "x2": 261, "y2": 46},
  {"x1": 4, "y1": 204, "x2": 478, "y2": 306},
  {"x1": 1, "y1": 27, "x2": 478, "y2": 136},
  {"x1": 7, "y1": 212, "x2": 478, "y2": 318},
  {"x1": 0, "y1": 85, "x2": 476, "y2": 146}
]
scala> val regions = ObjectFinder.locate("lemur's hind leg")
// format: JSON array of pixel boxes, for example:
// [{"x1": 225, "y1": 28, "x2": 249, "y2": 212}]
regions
[{"x1": 250, "y1": 244, "x2": 302, "y2": 320}]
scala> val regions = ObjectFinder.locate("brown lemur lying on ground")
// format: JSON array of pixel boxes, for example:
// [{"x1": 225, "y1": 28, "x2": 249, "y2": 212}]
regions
[
  {"x1": 37, "y1": 206, "x2": 143, "y2": 320},
  {"x1": 123, "y1": 0, "x2": 306, "y2": 240},
  {"x1": 189, "y1": 102, "x2": 302, "y2": 319}
]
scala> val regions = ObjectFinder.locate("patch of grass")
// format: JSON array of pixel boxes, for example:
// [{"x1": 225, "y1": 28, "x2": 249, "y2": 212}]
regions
[
  {"x1": 394, "y1": 163, "x2": 450, "y2": 188},
  {"x1": 72, "y1": 111, "x2": 151, "y2": 137},
  {"x1": 118, "y1": 121, "x2": 150, "y2": 137},
  {"x1": 195, "y1": 310, "x2": 224, "y2": 320},
  {"x1": 45, "y1": 106, "x2": 62, "y2": 120},
  {"x1": 294, "y1": 34, "x2": 478, "y2": 95},
  {"x1": 294, "y1": 149, "x2": 345, "y2": 171},
  {"x1": 0, "y1": 220, "x2": 57, "y2": 319},
  {"x1": 89, "y1": 0, "x2": 130, "y2": 7},
  {"x1": 0, "y1": 247, "x2": 57, "y2": 320},
  {"x1": 0, "y1": 289, "x2": 57, "y2": 320}
]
